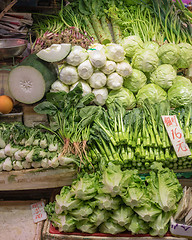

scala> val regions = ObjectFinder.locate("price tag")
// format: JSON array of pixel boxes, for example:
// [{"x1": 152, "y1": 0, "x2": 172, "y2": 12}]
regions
[
  {"x1": 162, "y1": 115, "x2": 191, "y2": 158},
  {"x1": 31, "y1": 201, "x2": 47, "y2": 223}
]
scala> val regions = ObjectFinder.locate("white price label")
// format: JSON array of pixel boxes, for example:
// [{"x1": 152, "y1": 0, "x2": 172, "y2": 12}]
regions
[
  {"x1": 162, "y1": 115, "x2": 191, "y2": 158},
  {"x1": 31, "y1": 201, "x2": 47, "y2": 223}
]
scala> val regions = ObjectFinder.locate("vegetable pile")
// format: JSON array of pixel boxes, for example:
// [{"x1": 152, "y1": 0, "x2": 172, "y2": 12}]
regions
[
  {"x1": 0, "y1": 122, "x2": 79, "y2": 171},
  {"x1": 87, "y1": 100, "x2": 192, "y2": 171},
  {"x1": 45, "y1": 162, "x2": 183, "y2": 237}
]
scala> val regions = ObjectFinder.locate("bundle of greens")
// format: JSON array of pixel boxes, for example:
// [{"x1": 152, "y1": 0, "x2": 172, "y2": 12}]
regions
[
  {"x1": 0, "y1": 122, "x2": 78, "y2": 171},
  {"x1": 45, "y1": 162, "x2": 183, "y2": 236},
  {"x1": 88, "y1": 100, "x2": 192, "y2": 171},
  {"x1": 34, "y1": 83, "x2": 102, "y2": 171}
]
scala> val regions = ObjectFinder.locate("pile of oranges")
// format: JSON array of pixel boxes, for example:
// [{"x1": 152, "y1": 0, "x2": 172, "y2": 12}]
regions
[{"x1": 0, "y1": 95, "x2": 14, "y2": 114}]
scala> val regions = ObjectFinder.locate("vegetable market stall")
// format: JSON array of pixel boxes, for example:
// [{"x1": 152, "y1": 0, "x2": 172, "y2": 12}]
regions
[{"x1": 1, "y1": 0, "x2": 192, "y2": 239}]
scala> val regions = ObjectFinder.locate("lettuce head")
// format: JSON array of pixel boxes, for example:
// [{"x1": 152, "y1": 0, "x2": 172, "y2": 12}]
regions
[
  {"x1": 157, "y1": 43, "x2": 180, "y2": 65},
  {"x1": 123, "y1": 68, "x2": 147, "y2": 93},
  {"x1": 176, "y1": 43, "x2": 192, "y2": 68},
  {"x1": 132, "y1": 49, "x2": 159, "y2": 72},
  {"x1": 106, "y1": 87, "x2": 136, "y2": 110},
  {"x1": 136, "y1": 83, "x2": 167, "y2": 106},
  {"x1": 168, "y1": 78, "x2": 192, "y2": 107},
  {"x1": 120, "y1": 35, "x2": 143, "y2": 58},
  {"x1": 150, "y1": 64, "x2": 177, "y2": 90}
]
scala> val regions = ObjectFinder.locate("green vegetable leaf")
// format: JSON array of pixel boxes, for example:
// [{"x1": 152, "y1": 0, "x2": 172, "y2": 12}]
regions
[{"x1": 34, "y1": 101, "x2": 58, "y2": 115}]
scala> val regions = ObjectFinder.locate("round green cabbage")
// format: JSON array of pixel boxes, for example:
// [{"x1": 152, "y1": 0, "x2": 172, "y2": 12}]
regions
[
  {"x1": 150, "y1": 64, "x2": 177, "y2": 90},
  {"x1": 132, "y1": 49, "x2": 159, "y2": 73},
  {"x1": 106, "y1": 87, "x2": 136, "y2": 110},
  {"x1": 143, "y1": 41, "x2": 159, "y2": 53},
  {"x1": 157, "y1": 43, "x2": 180, "y2": 65},
  {"x1": 174, "y1": 76, "x2": 191, "y2": 85},
  {"x1": 136, "y1": 83, "x2": 167, "y2": 106},
  {"x1": 176, "y1": 43, "x2": 192, "y2": 69},
  {"x1": 120, "y1": 35, "x2": 143, "y2": 58},
  {"x1": 168, "y1": 79, "x2": 192, "y2": 107},
  {"x1": 123, "y1": 69, "x2": 147, "y2": 93}
]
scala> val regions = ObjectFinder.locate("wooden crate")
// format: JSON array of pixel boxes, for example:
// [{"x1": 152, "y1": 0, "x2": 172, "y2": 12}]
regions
[
  {"x1": 0, "y1": 167, "x2": 76, "y2": 191},
  {"x1": 22, "y1": 104, "x2": 48, "y2": 127},
  {"x1": 42, "y1": 220, "x2": 188, "y2": 240},
  {"x1": 0, "y1": 200, "x2": 44, "y2": 240}
]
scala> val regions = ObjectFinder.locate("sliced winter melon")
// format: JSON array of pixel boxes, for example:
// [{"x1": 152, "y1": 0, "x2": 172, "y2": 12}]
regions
[
  {"x1": 8, "y1": 54, "x2": 57, "y2": 104},
  {"x1": 36, "y1": 43, "x2": 71, "y2": 62}
]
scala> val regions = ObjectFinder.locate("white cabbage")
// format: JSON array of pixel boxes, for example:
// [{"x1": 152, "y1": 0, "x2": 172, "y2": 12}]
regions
[
  {"x1": 105, "y1": 43, "x2": 125, "y2": 62},
  {"x1": 77, "y1": 60, "x2": 93, "y2": 80},
  {"x1": 60, "y1": 66, "x2": 79, "y2": 85},
  {"x1": 89, "y1": 50, "x2": 106, "y2": 68},
  {"x1": 66, "y1": 46, "x2": 88, "y2": 66},
  {"x1": 51, "y1": 80, "x2": 69, "y2": 93},
  {"x1": 101, "y1": 61, "x2": 117, "y2": 75},
  {"x1": 107, "y1": 73, "x2": 123, "y2": 90},
  {"x1": 88, "y1": 71, "x2": 107, "y2": 88},
  {"x1": 70, "y1": 81, "x2": 92, "y2": 96},
  {"x1": 92, "y1": 88, "x2": 108, "y2": 106},
  {"x1": 116, "y1": 61, "x2": 132, "y2": 77}
]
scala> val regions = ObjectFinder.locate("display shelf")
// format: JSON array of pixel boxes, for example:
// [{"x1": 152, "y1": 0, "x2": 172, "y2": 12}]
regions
[
  {"x1": 42, "y1": 220, "x2": 188, "y2": 240},
  {"x1": 0, "y1": 167, "x2": 76, "y2": 191}
]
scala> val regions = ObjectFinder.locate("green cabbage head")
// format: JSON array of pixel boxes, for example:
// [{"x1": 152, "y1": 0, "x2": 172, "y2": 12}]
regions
[
  {"x1": 120, "y1": 35, "x2": 143, "y2": 58},
  {"x1": 168, "y1": 78, "x2": 192, "y2": 107},
  {"x1": 124, "y1": 69, "x2": 147, "y2": 93},
  {"x1": 106, "y1": 87, "x2": 136, "y2": 109},
  {"x1": 176, "y1": 43, "x2": 192, "y2": 69},
  {"x1": 150, "y1": 64, "x2": 177, "y2": 90},
  {"x1": 132, "y1": 49, "x2": 159, "y2": 73},
  {"x1": 143, "y1": 41, "x2": 159, "y2": 53},
  {"x1": 136, "y1": 83, "x2": 167, "y2": 106},
  {"x1": 157, "y1": 43, "x2": 180, "y2": 65}
]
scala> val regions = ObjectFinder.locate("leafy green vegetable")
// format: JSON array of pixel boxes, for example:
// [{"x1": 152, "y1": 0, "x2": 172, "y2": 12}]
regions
[
  {"x1": 127, "y1": 214, "x2": 150, "y2": 234},
  {"x1": 71, "y1": 172, "x2": 98, "y2": 200},
  {"x1": 89, "y1": 208, "x2": 109, "y2": 227},
  {"x1": 176, "y1": 43, "x2": 192, "y2": 68},
  {"x1": 124, "y1": 69, "x2": 147, "y2": 93},
  {"x1": 136, "y1": 83, "x2": 167, "y2": 106},
  {"x1": 168, "y1": 79, "x2": 192, "y2": 107},
  {"x1": 99, "y1": 219, "x2": 126, "y2": 234},
  {"x1": 157, "y1": 43, "x2": 180, "y2": 65},
  {"x1": 150, "y1": 64, "x2": 177, "y2": 90},
  {"x1": 76, "y1": 219, "x2": 97, "y2": 233},
  {"x1": 132, "y1": 49, "x2": 159, "y2": 73},
  {"x1": 111, "y1": 205, "x2": 133, "y2": 226},
  {"x1": 120, "y1": 35, "x2": 143, "y2": 58},
  {"x1": 106, "y1": 87, "x2": 136, "y2": 110},
  {"x1": 101, "y1": 163, "x2": 123, "y2": 197}
]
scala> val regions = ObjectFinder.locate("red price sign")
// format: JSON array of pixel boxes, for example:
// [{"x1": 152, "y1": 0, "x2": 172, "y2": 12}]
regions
[
  {"x1": 162, "y1": 115, "x2": 191, "y2": 158},
  {"x1": 31, "y1": 201, "x2": 47, "y2": 223}
]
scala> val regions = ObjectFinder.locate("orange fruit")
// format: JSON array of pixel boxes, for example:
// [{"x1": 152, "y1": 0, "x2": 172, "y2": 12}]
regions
[{"x1": 0, "y1": 95, "x2": 14, "y2": 114}]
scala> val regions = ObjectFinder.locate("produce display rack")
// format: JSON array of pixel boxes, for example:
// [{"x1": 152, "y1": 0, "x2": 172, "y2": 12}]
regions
[{"x1": 42, "y1": 219, "x2": 189, "y2": 240}]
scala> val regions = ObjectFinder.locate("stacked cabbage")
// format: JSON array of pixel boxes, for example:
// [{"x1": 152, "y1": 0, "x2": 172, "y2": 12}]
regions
[
  {"x1": 50, "y1": 44, "x2": 135, "y2": 107},
  {"x1": 49, "y1": 37, "x2": 192, "y2": 108}
]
